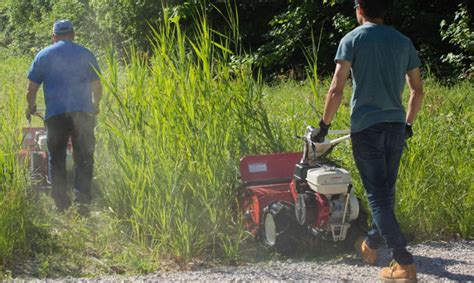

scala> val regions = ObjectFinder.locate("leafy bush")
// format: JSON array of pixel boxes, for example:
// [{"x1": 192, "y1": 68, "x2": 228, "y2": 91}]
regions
[
  {"x1": 0, "y1": 0, "x2": 99, "y2": 55},
  {"x1": 440, "y1": 4, "x2": 474, "y2": 80},
  {"x1": 89, "y1": 0, "x2": 163, "y2": 52},
  {"x1": 249, "y1": 1, "x2": 351, "y2": 77},
  {"x1": 1, "y1": 0, "x2": 473, "y2": 80}
]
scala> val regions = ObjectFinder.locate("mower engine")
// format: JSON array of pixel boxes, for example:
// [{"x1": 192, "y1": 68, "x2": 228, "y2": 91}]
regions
[
  {"x1": 34, "y1": 131, "x2": 74, "y2": 172},
  {"x1": 20, "y1": 127, "x2": 49, "y2": 185},
  {"x1": 20, "y1": 113, "x2": 74, "y2": 189},
  {"x1": 292, "y1": 126, "x2": 359, "y2": 242},
  {"x1": 304, "y1": 166, "x2": 359, "y2": 241}
]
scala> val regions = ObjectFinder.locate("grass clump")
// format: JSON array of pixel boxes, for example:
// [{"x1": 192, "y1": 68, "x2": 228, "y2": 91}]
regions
[
  {"x1": 96, "y1": 12, "x2": 278, "y2": 262},
  {"x1": 396, "y1": 78, "x2": 473, "y2": 239},
  {"x1": 0, "y1": 78, "x2": 31, "y2": 275}
]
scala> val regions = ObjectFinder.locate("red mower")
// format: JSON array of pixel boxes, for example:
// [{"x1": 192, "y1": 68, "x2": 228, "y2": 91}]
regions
[
  {"x1": 240, "y1": 126, "x2": 367, "y2": 254},
  {"x1": 19, "y1": 111, "x2": 74, "y2": 190}
]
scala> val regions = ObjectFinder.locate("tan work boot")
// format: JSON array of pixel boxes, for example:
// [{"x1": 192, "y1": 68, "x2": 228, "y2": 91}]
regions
[
  {"x1": 354, "y1": 236, "x2": 377, "y2": 265},
  {"x1": 380, "y1": 260, "x2": 417, "y2": 283}
]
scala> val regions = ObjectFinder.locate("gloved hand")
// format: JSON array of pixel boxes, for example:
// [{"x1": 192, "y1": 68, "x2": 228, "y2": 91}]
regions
[
  {"x1": 312, "y1": 119, "x2": 331, "y2": 143},
  {"x1": 405, "y1": 123, "x2": 413, "y2": 140},
  {"x1": 25, "y1": 104, "x2": 36, "y2": 123}
]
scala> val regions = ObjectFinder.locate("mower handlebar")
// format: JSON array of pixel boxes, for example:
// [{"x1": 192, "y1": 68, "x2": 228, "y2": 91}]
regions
[
  {"x1": 329, "y1": 134, "x2": 351, "y2": 146},
  {"x1": 294, "y1": 129, "x2": 350, "y2": 140},
  {"x1": 29, "y1": 112, "x2": 45, "y2": 122},
  {"x1": 327, "y1": 129, "x2": 350, "y2": 135},
  {"x1": 33, "y1": 112, "x2": 45, "y2": 122},
  {"x1": 27, "y1": 111, "x2": 46, "y2": 128}
]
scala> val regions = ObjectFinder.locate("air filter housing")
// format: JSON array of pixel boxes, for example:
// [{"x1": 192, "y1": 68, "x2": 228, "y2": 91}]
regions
[{"x1": 306, "y1": 166, "x2": 351, "y2": 195}]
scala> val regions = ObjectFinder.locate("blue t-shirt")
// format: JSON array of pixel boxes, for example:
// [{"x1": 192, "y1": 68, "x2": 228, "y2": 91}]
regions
[
  {"x1": 335, "y1": 23, "x2": 421, "y2": 133},
  {"x1": 28, "y1": 40, "x2": 100, "y2": 120}
]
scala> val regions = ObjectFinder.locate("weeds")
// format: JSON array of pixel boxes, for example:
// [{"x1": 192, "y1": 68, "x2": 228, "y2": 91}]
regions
[
  {"x1": 0, "y1": 86, "x2": 29, "y2": 270},
  {"x1": 96, "y1": 10, "x2": 280, "y2": 262}
]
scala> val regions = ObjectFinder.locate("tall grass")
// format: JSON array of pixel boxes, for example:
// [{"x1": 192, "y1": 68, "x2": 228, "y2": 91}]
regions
[
  {"x1": 396, "y1": 78, "x2": 473, "y2": 239},
  {"x1": 0, "y1": 55, "x2": 58, "y2": 278},
  {"x1": 97, "y1": 11, "x2": 278, "y2": 260},
  {"x1": 0, "y1": 72, "x2": 29, "y2": 267}
]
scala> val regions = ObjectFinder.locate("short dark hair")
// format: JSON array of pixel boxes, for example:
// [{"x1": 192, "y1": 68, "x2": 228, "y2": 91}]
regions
[{"x1": 356, "y1": 0, "x2": 393, "y2": 19}]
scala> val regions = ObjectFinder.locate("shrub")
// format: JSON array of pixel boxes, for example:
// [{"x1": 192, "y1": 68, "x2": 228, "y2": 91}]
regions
[{"x1": 440, "y1": 4, "x2": 474, "y2": 80}]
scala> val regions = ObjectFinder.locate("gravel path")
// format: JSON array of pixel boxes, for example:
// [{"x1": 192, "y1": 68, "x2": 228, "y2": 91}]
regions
[
  {"x1": 27, "y1": 240, "x2": 474, "y2": 282},
  {"x1": 144, "y1": 240, "x2": 474, "y2": 282}
]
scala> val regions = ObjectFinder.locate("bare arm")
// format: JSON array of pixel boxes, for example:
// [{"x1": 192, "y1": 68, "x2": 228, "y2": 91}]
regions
[
  {"x1": 91, "y1": 79, "x2": 103, "y2": 113},
  {"x1": 26, "y1": 80, "x2": 40, "y2": 113},
  {"x1": 322, "y1": 60, "x2": 352, "y2": 125},
  {"x1": 405, "y1": 68, "x2": 424, "y2": 124}
]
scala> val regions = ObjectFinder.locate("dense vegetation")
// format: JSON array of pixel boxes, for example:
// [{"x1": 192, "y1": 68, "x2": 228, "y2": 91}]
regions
[
  {"x1": 0, "y1": 0, "x2": 472, "y2": 279},
  {"x1": 0, "y1": 0, "x2": 473, "y2": 80}
]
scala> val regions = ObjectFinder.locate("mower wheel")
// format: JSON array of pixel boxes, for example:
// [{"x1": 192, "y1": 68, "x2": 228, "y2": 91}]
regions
[{"x1": 261, "y1": 202, "x2": 299, "y2": 255}]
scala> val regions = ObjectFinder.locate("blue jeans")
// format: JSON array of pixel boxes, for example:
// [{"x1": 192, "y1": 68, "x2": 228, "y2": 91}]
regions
[
  {"x1": 351, "y1": 122, "x2": 413, "y2": 265},
  {"x1": 47, "y1": 112, "x2": 96, "y2": 211}
]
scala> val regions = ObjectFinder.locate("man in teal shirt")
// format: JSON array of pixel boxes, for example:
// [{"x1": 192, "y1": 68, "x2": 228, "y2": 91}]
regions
[{"x1": 314, "y1": 0, "x2": 425, "y2": 281}]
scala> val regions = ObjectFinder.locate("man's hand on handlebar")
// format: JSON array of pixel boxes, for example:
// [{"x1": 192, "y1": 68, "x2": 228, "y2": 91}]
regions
[
  {"x1": 311, "y1": 119, "x2": 331, "y2": 143},
  {"x1": 26, "y1": 103, "x2": 37, "y2": 123}
]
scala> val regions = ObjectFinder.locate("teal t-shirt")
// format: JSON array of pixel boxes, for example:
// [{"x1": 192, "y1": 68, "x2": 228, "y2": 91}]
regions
[{"x1": 335, "y1": 23, "x2": 421, "y2": 133}]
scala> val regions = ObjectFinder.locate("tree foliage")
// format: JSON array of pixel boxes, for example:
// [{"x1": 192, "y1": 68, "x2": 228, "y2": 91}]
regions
[
  {"x1": 440, "y1": 4, "x2": 474, "y2": 80},
  {"x1": 0, "y1": 0, "x2": 472, "y2": 80},
  {"x1": 89, "y1": 0, "x2": 164, "y2": 51},
  {"x1": 0, "y1": 0, "x2": 98, "y2": 54}
]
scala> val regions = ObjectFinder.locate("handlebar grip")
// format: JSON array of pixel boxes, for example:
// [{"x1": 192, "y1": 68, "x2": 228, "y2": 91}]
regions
[{"x1": 327, "y1": 130, "x2": 350, "y2": 135}]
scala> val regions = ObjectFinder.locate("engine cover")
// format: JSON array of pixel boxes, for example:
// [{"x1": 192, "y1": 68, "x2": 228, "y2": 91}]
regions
[{"x1": 306, "y1": 166, "x2": 351, "y2": 195}]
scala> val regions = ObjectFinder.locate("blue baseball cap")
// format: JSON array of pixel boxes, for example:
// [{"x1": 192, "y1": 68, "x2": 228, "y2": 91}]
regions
[{"x1": 53, "y1": 19, "x2": 74, "y2": 34}]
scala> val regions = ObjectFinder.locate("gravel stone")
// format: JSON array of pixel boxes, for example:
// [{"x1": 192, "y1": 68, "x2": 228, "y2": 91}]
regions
[
  {"x1": 22, "y1": 240, "x2": 474, "y2": 282},
  {"x1": 147, "y1": 240, "x2": 474, "y2": 282}
]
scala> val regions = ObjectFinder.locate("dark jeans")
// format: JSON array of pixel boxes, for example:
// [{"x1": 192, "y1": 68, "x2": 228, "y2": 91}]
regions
[
  {"x1": 47, "y1": 112, "x2": 96, "y2": 210},
  {"x1": 351, "y1": 122, "x2": 414, "y2": 265}
]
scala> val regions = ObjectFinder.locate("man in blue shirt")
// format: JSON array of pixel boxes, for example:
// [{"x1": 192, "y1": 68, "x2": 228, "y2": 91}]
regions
[
  {"x1": 313, "y1": 0, "x2": 424, "y2": 281},
  {"x1": 26, "y1": 19, "x2": 102, "y2": 213}
]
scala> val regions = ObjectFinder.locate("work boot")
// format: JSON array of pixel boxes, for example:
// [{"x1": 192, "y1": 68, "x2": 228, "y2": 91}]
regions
[
  {"x1": 380, "y1": 260, "x2": 417, "y2": 283},
  {"x1": 354, "y1": 236, "x2": 377, "y2": 265}
]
